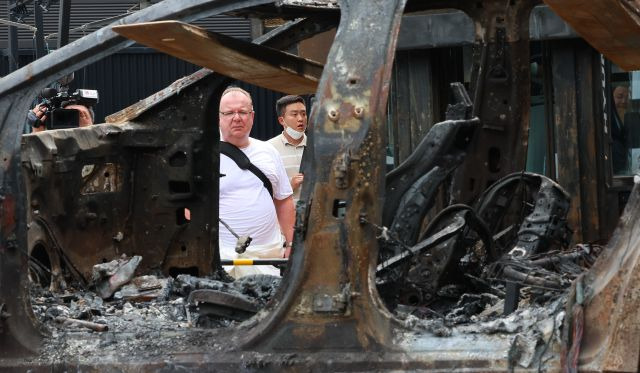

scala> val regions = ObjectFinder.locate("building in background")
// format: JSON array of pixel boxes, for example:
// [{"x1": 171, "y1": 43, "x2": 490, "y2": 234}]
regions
[{"x1": 0, "y1": 0, "x2": 283, "y2": 140}]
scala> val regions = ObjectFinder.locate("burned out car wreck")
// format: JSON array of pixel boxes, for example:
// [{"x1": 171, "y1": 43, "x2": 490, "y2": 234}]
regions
[{"x1": 2, "y1": 0, "x2": 640, "y2": 371}]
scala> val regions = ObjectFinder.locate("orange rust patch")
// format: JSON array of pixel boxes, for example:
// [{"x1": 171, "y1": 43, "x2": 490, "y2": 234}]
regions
[{"x1": 1, "y1": 194, "x2": 16, "y2": 234}]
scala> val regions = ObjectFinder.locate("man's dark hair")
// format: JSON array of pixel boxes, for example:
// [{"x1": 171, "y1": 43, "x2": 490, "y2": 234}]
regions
[{"x1": 276, "y1": 95, "x2": 305, "y2": 117}]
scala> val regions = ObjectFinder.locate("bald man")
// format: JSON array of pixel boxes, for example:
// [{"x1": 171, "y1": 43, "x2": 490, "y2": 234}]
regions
[{"x1": 218, "y1": 86, "x2": 294, "y2": 278}]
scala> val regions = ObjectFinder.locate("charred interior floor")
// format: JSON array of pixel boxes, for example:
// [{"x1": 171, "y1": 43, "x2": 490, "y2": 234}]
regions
[
  {"x1": 27, "y1": 270, "x2": 281, "y2": 362},
  {"x1": 24, "y1": 109, "x2": 602, "y2": 366},
  {"x1": 28, "y1": 238, "x2": 601, "y2": 332},
  {"x1": 25, "y1": 201, "x2": 601, "y2": 367}
]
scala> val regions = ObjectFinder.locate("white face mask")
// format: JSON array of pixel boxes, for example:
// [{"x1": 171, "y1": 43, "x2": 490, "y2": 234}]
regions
[{"x1": 285, "y1": 126, "x2": 304, "y2": 140}]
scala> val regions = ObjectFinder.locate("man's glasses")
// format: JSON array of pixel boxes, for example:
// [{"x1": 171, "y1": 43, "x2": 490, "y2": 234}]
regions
[{"x1": 219, "y1": 110, "x2": 253, "y2": 119}]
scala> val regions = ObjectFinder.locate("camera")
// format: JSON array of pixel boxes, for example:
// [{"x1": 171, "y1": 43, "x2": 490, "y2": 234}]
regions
[{"x1": 29, "y1": 87, "x2": 99, "y2": 130}]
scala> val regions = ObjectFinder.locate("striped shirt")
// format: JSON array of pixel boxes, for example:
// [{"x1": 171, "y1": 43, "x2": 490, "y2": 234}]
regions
[{"x1": 267, "y1": 132, "x2": 306, "y2": 201}]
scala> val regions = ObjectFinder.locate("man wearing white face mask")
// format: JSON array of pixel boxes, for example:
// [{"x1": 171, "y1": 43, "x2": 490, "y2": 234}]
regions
[{"x1": 267, "y1": 95, "x2": 307, "y2": 202}]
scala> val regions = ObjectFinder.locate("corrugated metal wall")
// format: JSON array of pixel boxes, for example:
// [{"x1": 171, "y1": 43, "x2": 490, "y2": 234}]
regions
[
  {"x1": 0, "y1": 1, "x2": 284, "y2": 141},
  {"x1": 0, "y1": 0, "x2": 253, "y2": 49},
  {"x1": 74, "y1": 49, "x2": 202, "y2": 122},
  {"x1": 1, "y1": 49, "x2": 284, "y2": 140},
  {"x1": 236, "y1": 81, "x2": 283, "y2": 141},
  {"x1": 72, "y1": 50, "x2": 283, "y2": 140}
]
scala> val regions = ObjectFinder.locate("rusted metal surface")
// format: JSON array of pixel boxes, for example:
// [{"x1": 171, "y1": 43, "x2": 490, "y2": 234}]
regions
[
  {"x1": 236, "y1": 0, "x2": 408, "y2": 351},
  {"x1": 4, "y1": 0, "x2": 640, "y2": 371},
  {"x1": 79, "y1": 163, "x2": 122, "y2": 194},
  {"x1": 105, "y1": 68, "x2": 213, "y2": 124},
  {"x1": 551, "y1": 45, "x2": 583, "y2": 243},
  {"x1": 21, "y1": 73, "x2": 224, "y2": 281},
  {"x1": 0, "y1": 73, "x2": 46, "y2": 360},
  {"x1": 112, "y1": 21, "x2": 322, "y2": 95},
  {"x1": 544, "y1": 0, "x2": 640, "y2": 71},
  {"x1": 188, "y1": 289, "x2": 259, "y2": 321},
  {"x1": 451, "y1": 0, "x2": 538, "y2": 205},
  {"x1": 577, "y1": 181, "x2": 640, "y2": 372},
  {"x1": 254, "y1": 16, "x2": 339, "y2": 51},
  {"x1": 0, "y1": 0, "x2": 277, "y2": 359}
]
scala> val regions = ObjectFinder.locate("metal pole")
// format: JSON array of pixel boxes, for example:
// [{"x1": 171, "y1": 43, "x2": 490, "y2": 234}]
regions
[
  {"x1": 57, "y1": 0, "x2": 71, "y2": 49},
  {"x1": 34, "y1": 1, "x2": 45, "y2": 58},
  {"x1": 7, "y1": 0, "x2": 19, "y2": 72}
]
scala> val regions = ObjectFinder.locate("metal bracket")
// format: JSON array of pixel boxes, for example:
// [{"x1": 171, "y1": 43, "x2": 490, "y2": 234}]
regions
[
  {"x1": 333, "y1": 152, "x2": 350, "y2": 189},
  {"x1": 489, "y1": 27, "x2": 508, "y2": 82},
  {"x1": 312, "y1": 284, "x2": 351, "y2": 314},
  {"x1": 0, "y1": 302, "x2": 11, "y2": 333}
]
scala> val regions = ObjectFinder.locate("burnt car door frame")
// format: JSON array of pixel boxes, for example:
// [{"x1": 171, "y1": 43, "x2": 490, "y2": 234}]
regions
[
  {"x1": 0, "y1": 0, "x2": 284, "y2": 357},
  {"x1": 0, "y1": 0, "x2": 413, "y2": 361}
]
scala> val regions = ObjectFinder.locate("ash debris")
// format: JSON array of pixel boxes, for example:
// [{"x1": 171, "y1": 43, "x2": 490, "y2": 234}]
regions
[
  {"x1": 387, "y1": 244, "x2": 599, "y2": 369},
  {"x1": 30, "y1": 255, "x2": 281, "y2": 339},
  {"x1": 28, "y1": 256, "x2": 281, "y2": 363},
  {"x1": 376, "y1": 170, "x2": 603, "y2": 349},
  {"x1": 392, "y1": 244, "x2": 600, "y2": 330},
  {"x1": 394, "y1": 280, "x2": 568, "y2": 369}
]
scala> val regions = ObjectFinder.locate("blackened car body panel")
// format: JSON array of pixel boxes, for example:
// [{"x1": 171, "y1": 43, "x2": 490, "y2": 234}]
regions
[{"x1": 2, "y1": 0, "x2": 640, "y2": 372}]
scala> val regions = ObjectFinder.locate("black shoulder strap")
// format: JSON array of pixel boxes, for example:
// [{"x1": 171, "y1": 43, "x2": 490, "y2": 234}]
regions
[{"x1": 220, "y1": 141, "x2": 273, "y2": 198}]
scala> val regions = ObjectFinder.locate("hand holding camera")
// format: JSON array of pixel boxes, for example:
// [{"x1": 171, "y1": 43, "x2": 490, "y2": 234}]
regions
[
  {"x1": 27, "y1": 104, "x2": 48, "y2": 130},
  {"x1": 27, "y1": 87, "x2": 98, "y2": 130}
]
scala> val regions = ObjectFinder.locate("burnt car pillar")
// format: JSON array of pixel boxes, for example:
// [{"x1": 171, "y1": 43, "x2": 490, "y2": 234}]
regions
[
  {"x1": 241, "y1": 0, "x2": 407, "y2": 351},
  {"x1": 0, "y1": 91, "x2": 45, "y2": 356},
  {"x1": 452, "y1": 0, "x2": 538, "y2": 203},
  {"x1": 578, "y1": 182, "x2": 640, "y2": 372},
  {"x1": 0, "y1": 0, "x2": 279, "y2": 359}
]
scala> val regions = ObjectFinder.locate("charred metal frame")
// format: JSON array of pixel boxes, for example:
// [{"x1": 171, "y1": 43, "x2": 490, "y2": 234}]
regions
[
  {"x1": 20, "y1": 73, "x2": 225, "y2": 283},
  {"x1": 1, "y1": 0, "x2": 640, "y2": 371},
  {"x1": 383, "y1": 83, "x2": 478, "y2": 243},
  {"x1": 396, "y1": 5, "x2": 577, "y2": 50},
  {"x1": 0, "y1": 0, "x2": 285, "y2": 360},
  {"x1": 450, "y1": 0, "x2": 539, "y2": 204}
]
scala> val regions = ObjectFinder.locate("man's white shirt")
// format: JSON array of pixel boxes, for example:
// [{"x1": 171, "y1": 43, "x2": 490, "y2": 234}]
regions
[{"x1": 218, "y1": 138, "x2": 293, "y2": 277}]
